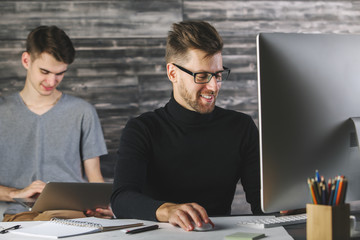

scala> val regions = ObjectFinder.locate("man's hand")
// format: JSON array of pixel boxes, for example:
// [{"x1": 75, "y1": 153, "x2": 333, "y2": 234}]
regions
[
  {"x1": 85, "y1": 205, "x2": 114, "y2": 219},
  {"x1": 156, "y1": 202, "x2": 214, "y2": 231},
  {"x1": 9, "y1": 180, "x2": 46, "y2": 200}
]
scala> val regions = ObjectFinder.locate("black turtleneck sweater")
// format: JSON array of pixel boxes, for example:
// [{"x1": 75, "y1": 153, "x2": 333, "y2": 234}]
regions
[{"x1": 111, "y1": 96, "x2": 262, "y2": 221}]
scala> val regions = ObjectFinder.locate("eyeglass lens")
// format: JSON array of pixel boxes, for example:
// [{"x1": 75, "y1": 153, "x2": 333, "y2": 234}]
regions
[{"x1": 194, "y1": 70, "x2": 229, "y2": 83}]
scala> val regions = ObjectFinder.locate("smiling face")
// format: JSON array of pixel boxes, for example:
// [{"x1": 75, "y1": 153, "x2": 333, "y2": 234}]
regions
[
  {"x1": 168, "y1": 49, "x2": 223, "y2": 114},
  {"x1": 22, "y1": 52, "x2": 68, "y2": 97}
]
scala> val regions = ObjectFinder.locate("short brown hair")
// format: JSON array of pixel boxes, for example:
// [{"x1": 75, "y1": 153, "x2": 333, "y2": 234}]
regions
[
  {"x1": 165, "y1": 21, "x2": 223, "y2": 64},
  {"x1": 26, "y1": 26, "x2": 75, "y2": 64}
]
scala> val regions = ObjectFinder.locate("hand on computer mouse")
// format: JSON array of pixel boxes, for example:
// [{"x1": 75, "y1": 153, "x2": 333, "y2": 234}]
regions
[
  {"x1": 156, "y1": 202, "x2": 214, "y2": 231},
  {"x1": 192, "y1": 221, "x2": 214, "y2": 231}
]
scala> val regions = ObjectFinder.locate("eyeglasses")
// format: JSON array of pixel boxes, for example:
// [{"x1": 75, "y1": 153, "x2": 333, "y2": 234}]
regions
[{"x1": 172, "y1": 63, "x2": 231, "y2": 84}]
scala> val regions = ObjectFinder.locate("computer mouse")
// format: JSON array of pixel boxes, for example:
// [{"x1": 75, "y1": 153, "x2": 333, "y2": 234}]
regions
[{"x1": 193, "y1": 222, "x2": 214, "y2": 231}]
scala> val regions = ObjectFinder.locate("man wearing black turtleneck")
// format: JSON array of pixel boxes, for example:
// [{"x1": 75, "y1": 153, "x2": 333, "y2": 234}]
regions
[{"x1": 111, "y1": 21, "x2": 261, "y2": 231}]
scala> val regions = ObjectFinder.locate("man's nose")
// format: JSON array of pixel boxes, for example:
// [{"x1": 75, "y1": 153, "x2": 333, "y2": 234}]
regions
[
  {"x1": 205, "y1": 75, "x2": 220, "y2": 91},
  {"x1": 46, "y1": 74, "x2": 57, "y2": 86}
]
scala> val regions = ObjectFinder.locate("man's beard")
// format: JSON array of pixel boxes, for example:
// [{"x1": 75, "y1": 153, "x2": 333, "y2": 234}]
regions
[{"x1": 178, "y1": 81, "x2": 216, "y2": 114}]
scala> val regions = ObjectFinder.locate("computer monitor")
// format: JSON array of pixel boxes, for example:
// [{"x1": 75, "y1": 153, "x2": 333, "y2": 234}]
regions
[{"x1": 257, "y1": 32, "x2": 360, "y2": 213}]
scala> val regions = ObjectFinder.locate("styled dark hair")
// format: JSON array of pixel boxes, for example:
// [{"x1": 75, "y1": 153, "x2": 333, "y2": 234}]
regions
[
  {"x1": 26, "y1": 25, "x2": 75, "y2": 64},
  {"x1": 165, "y1": 21, "x2": 223, "y2": 63}
]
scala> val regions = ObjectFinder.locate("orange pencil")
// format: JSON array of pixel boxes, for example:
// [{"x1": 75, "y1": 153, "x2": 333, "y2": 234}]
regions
[
  {"x1": 335, "y1": 176, "x2": 344, "y2": 205},
  {"x1": 308, "y1": 178, "x2": 317, "y2": 204},
  {"x1": 339, "y1": 178, "x2": 348, "y2": 204}
]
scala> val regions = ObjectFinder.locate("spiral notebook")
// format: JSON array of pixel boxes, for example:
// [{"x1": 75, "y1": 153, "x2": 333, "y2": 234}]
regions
[{"x1": 10, "y1": 217, "x2": 143, "y2": 239}]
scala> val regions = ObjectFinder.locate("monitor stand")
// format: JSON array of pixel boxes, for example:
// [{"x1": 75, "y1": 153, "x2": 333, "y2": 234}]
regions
[{"x1": 350, "y1": 117, "x2": 360, "y2": 148}]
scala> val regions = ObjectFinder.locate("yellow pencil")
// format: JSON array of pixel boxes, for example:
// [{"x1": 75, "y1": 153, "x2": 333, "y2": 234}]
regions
[{"x1": 308, "y1": 178, "x2": 317, "y2": 204}]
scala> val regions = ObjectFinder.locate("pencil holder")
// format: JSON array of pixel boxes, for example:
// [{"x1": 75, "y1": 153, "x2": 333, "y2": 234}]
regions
[{"x1": 306, "y1": 203, "x2": 350, "y2": 240}]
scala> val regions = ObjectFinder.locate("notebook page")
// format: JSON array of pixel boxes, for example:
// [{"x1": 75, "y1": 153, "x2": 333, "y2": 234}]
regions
[{"x1": 10, "y1": 220, "x2": 100, "y2": 239}]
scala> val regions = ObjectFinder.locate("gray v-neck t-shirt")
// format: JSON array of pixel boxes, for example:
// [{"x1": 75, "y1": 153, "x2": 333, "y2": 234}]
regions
[{"x1": 0, "y1": 93, "x2": 107, "y2": 214}]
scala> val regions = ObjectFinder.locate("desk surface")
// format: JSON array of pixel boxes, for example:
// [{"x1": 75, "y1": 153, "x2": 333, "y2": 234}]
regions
[
  {"x1": 2, "y1": 214, "x2": 360, "y2": 240},
  {"x1": 0, "y1": 216, "x2": 293, "y2": 240}
]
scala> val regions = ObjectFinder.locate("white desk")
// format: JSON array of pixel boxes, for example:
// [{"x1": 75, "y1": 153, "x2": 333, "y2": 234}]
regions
[{"x1": 0, "y1": 216, "x2": 293, "y2": 240}]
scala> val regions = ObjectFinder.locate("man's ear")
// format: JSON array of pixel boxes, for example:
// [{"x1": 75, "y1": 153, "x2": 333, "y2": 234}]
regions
[
  {"x1": 21, "y1": 52, "x2": 31, "y2": 70},
  {"x1": 167, "y1": 63, "x2": 178, "y2": 83}
]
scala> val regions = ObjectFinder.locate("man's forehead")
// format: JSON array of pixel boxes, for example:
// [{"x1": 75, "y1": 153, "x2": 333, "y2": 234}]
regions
[
  {"x1": 33, "y1": 52, "x2": 68, "y2": 72},
  {"x1": 184, "y1": 49, "x2": 223, "y2": 69}
]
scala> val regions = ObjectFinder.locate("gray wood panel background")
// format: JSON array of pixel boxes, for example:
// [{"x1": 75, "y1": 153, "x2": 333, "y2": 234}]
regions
[{"x1": 1, "y1": 0, "x2": 360, "y2": 214}]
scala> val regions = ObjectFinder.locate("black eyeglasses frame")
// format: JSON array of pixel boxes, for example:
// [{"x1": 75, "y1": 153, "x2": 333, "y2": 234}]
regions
[{"x1": 172, "y1": 63, "x2": 231, "y2": 84}]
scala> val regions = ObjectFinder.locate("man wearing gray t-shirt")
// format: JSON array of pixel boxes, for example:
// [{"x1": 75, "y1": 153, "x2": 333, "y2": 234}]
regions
[{"x1": 0, "y1": 26, "x2": 112, "y2": 220}]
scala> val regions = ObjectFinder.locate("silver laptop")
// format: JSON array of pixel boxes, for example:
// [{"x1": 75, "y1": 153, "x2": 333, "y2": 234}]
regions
[{"x1": 14, "y1": 182, "x2": 113, "y2": 212}]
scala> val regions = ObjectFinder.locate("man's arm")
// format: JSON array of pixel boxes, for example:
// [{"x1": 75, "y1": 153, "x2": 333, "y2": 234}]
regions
[
  {"x1": 83, "y1": 157, "x2": 104, "y2": 182},
  {"x1": 239, "y1": 117, "x2": 263, "y2": 214},
  {"x1": 0, "y1": 180, "x2": 46, "y2": 202},
  {"x1": 111, "y1": 118, "x2": 165, "y2": 220}
]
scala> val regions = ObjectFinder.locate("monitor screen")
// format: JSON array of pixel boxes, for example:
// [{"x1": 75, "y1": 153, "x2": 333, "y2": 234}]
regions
[{"x1": 257, "y1": 32, "x2": 360, "y2": 213}]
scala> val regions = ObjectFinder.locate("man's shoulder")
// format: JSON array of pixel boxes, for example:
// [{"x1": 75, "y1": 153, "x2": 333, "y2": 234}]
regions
[
  {"x1": 61, "y1": 94, "x2": 95, "y2": 110},
  {"x1": 214, "y1": 106, "x2": 258, "y2": 132},
  {"x1": 126, "y1": 106, "x2": 165, "y2": 128},
  {"x1": 215, "y1": 106, "x2": 253, "y2": 121},
  {"x1": 0, "y1": 92, "x2": 18, "y2": 101},
  {"x1": 62, "y1": 94, "x2": 91, "y2": 105},
  {"x1": 0, "y1": 93, "x2": 19, "y2": 109},
  {"x1": 55, "y1": 94, "x2": 98, "y2": 120}
]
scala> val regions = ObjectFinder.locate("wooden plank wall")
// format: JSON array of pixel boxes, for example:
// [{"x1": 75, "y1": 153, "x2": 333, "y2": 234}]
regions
[{"x1": 1, "y1": 0, "x2": 360, "y2": 214}]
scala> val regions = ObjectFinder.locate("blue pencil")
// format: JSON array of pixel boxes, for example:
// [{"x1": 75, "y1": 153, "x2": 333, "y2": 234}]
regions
[
  {"x1": 332, "y1": 176, "x2": 340, "y2": 206},
  {"x1": 315, "y1": 170, "x2": 321, "y2": 182}
]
